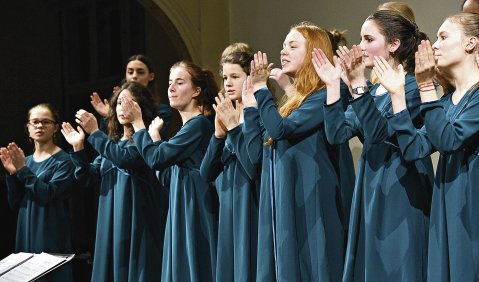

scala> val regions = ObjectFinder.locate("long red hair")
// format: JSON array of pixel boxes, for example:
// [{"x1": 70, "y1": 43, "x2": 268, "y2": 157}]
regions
[{"x1": 279, "y1": 22, "x2": 333, "y2": 118}]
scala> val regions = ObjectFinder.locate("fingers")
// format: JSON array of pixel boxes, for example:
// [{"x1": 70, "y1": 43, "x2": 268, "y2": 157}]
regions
[
  {"x1": 350, "y1": 45, "x2": 363, "y2": 68},
  {"x1": 251, "y1": 51, "x2": 271, "y2": 77},
  {"x1": 75, "y1": 109, "x2": 88, "y2": 124},
  {"x1": 425, "y1": 40, "x2": 434, "y2": 65},
  {"x1": 90, "y1": 92, "x2": 101, "y2": 103},
  {"x1": 312, "y1": 48, "x2": 327, "y2": 67},
  {"x1": 61, "y1": 122, "x2": 74, "y2": 133},
  {"x1": 336, "y1": 46, "x2": 351, "y2": 62},
  {"x1": 332, "y1": 56, "x2": 342, "y2": 68}
]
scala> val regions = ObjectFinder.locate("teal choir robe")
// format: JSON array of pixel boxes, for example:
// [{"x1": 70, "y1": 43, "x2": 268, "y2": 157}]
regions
[
  {"x1": 132, "y1": 115, "x2": 219, "y2": 282},
  {"x1": 324, "y1": 75, "x2": 433, "y2": 281},
  {"x1": 254, "y1": 87, "x2": 354, "y2": 281},
  {"x1": 70, "y1": 130, "x2": 167, "y2": 282},
  {"x1": 387, "y1": 84, "x2": 479, "y2": 282},
  {"x1": 242, "y1": 107, "x2": 276, "y2": 281},
  {"x1": 200, "y1": 119, "x2": 261, "y2": 281},
  {"x1": 6, "y1": 150, "x2": 74, "y2": 282}
]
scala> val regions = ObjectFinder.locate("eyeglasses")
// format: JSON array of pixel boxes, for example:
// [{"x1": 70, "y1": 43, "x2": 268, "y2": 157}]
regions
[{"x1": 27, "y1": 119, "x2": 56, "y2": 127}]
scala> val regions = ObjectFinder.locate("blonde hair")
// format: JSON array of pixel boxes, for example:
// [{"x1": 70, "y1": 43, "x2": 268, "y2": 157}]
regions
[
  {"x1": 221, "y1": 42, "x2": 255, "y2": 59},
  {"x1": 377, "y1": 2, "x2": 416, "y2": 22},
  {"x1": 447, "y1": 12, "x2": 479, "y2": 38}
]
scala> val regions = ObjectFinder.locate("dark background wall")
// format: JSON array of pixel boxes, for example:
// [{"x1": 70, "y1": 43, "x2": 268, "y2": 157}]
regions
[{"x1": 0, "y1": 0, "x2": 184, "y2": 280}]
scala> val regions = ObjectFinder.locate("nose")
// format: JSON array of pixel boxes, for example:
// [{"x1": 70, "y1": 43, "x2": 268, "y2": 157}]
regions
[
  {"x1": 358, "y1": 40, "x2": 366, "y2": 51},
  {"x1": 280, "y1": 47, "x2": 287, "y2": 56},
  {"x1": 431, "y1": 40, "x2": 439, "y2": 50},
  {"x1": 225, "y1": 77, "x2": 233, "y2": 86},
  {"x1": 168, "y1": 83, "x2": 175, "y2": 92}
]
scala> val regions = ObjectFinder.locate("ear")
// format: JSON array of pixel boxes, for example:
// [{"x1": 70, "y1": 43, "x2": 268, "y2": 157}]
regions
[
  {"x1": 388, "y1": 39, "x2": 401, "y2": 54},
  {"x1": 148, "y1": 72, "x2": 155, "y2": 82},
  {"x1": 192, "y1": 87, "x2": 201, "y2": 98},
  {"x1": 465, "y1": 36, "x2": 478, "y2": 53}
]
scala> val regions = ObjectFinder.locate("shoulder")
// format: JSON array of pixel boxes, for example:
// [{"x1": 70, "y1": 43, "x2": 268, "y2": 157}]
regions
[
  {"x1": 51, "y1": 150, "x2": 70, "y2": 162},
  {"x1": 184, "y1": 115, "x2": 214, "y2": 130},
  {"x1": 301, "y1": 89, "x2": 326, "y2": 107}
]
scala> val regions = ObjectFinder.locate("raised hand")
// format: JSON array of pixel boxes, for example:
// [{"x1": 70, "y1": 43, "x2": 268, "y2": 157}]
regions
[
  {"x1": 337, "y1": 45, "x2": 367, "y2": 88},
  {"x1": 213, "y1": 114, "x2": 227, "y2": 138},
  {"x1": 61, "y1": 122, "x2": 85, "y2": 151},
  {"x1": 373, "y1": 56, "x2": 405, "y2": 96},
  {"x1": 6, "y1": 143, "x2": 25, "y2": 170},
  {"x1": 415, "y1": 40, "x2": 436, "y2": 85},
  {"x1": 213, "y1": 92, "x2": 241, "y2": 131},
  {"x1": 373, "y1": 56, "x2": 407, "y2": 113},
  {"x1": 90, "y1": 92, "x2": 111, "y2": 117},
  {"x1": 250, "y1": 51, "x2": 273, "y2": 92},
  {"x1": 0, "y1": 147, "x2": 17, "y2": 175},
  {"x1": 269, "y1": 68, "x2": 292, "y2": 93},
  {"x1": 148, "y1": 116, "x2": 164, "y2": 142},
  {"x1": 312, "y1": 48, "x2": 342, "y2": 86},
  {"x1": 242, "y1": 76, "x2": 257, "y2": 108},
  {"x1": 313, "y1": 48, "x2": 343, "y2": 104},
  {"x1": 120, "y1": 94, "x2": 145, "y2": 131},
  {"x1": 75, "y1": 109, "x2": 99, "y2": 134}
]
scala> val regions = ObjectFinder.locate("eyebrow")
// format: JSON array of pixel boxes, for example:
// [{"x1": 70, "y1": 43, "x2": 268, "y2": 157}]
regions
[{"x1": 437, "y1": 31, "x2": 447, "y2": 37}]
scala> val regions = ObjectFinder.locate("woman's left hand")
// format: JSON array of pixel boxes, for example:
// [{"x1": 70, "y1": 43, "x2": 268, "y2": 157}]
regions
[
  {"x1": 75, "y1": 109, "x2": 99, "y2": 134},
  {"x1": 242, "y1": 76, "x2": 258, "y2": 108},
  {"x1": 373, "y1": 56, "x2": 406, "y2": 98},
  {"x1": 373, "y1": 56, "x2": 407, "y2": 113},
  {"x1": 148, "y1": 117, "x2": 163, "y2": 142}
]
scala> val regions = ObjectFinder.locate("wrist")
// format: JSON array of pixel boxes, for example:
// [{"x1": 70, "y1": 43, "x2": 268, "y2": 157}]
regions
[
  {"x1": 350, "y1": 77, "x2": 367, "y2": 89},
  {"x1": 253, "y1": 83, "x2": 268, "y2": 93},
  {"x1": 214, "y1": 131, "x2": 226, "y2": 138},
  {"x1": 132, "y1": 120, "x2": 146, "y2": 131},
  {"x1": 73, "y1": 144, "x2": 84, "y2": 152},
  {"x1": 226, "y1": 123, "x2": 239, "y2": 131},
  {"x1": 351, "y1": 85, "x2": 369, "y2": 96},
  {"x1": 391, "y1": 94, "x2": 407, "y2": 114}
]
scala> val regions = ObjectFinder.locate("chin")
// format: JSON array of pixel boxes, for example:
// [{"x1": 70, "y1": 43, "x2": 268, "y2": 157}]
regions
[
  {"x1": 228, "y1": 94, "x2": 241, "y2": 101},
  {"x1": 281, "y1": 69, "x2": 295, "y2": 78}
]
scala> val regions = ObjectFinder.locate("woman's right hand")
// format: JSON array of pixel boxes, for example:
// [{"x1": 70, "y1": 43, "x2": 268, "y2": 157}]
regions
[
  {"x1": 61, "y1": 122, "x2": 85, "y2": 152},
  {"x1": 337, "y1": 45, "x2": 367, "y2": 88},
  {"x1": 312, "y1": 48, "x2": 342, "y2": 104},
  {"x1": 90, "y1": 92, "x2": 111, "y2": 118},
  {"x1": 312, "y1": 48, "x2": 342, "y2": 86},
  {"x1": 0, "y1": 147, "x2": 16, "y2": 175},
  {"x1": 250, "y1": 51, "x2": 273, "y2": 92}
]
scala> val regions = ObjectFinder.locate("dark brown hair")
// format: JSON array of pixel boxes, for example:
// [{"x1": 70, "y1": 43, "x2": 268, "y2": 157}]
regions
[
  {"x1": 106, "y1": 82, "x2": 157, "y2": 141},
  {"x1": 367, "y1": 10, "x2": 428, "y2": 73},
  {"x1": 170, "y1": 60, "x2": 218, "y2": 116}
]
